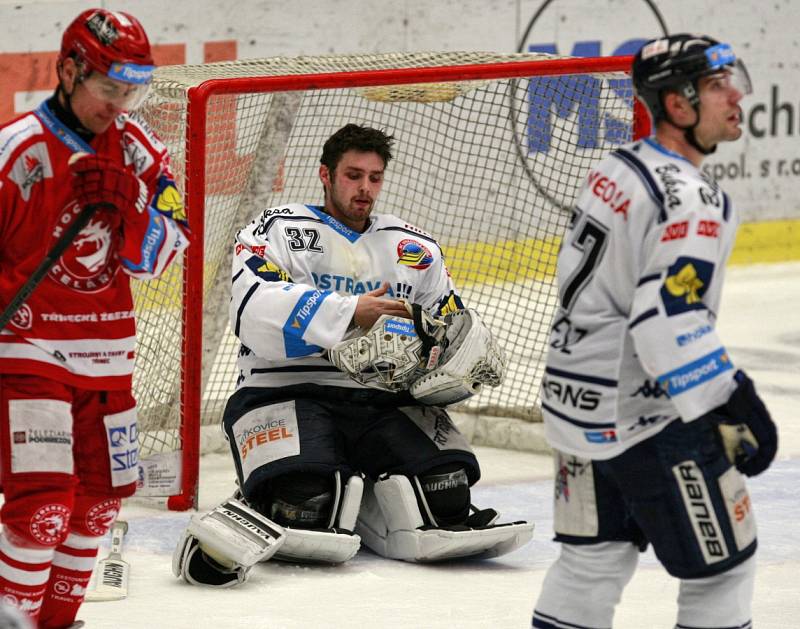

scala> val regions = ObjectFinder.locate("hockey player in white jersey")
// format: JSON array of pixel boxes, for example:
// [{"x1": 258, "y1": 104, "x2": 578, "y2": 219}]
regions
[
  {"x1": 531, "y1": 34, "x2": 778, "y2": 629},
  {"x1": 173, "y1": 124, "x2": 532, "y2": 587}
]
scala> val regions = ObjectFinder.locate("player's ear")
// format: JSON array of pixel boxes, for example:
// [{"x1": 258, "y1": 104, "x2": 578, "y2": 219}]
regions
[
  {"x1": 59, "y1": 57, "x2": 78, "y2": 93},
  {"x1": 319, "y1": 164, "x2": 332, "y2": 189},
  {"x1": 663, "y1": 91, "x2": 694, "y2": 126}
]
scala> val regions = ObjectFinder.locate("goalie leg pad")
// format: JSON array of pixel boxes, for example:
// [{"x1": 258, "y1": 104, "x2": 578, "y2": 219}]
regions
[
  {"x1": 172, "y1": 497, "x2": 285, "y2": 587},
  {"x1": 356, "y1": 475, "x2": 534, "y2": 562},
  {"x1": 271, "y1": 473, "x2": 364, "y2": 564}
]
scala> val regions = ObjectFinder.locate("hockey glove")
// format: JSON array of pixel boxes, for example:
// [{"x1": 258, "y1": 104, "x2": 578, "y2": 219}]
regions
[
  {"x1": 709, "y1": 369, "x2": 778, "y2": 477},
  {"x1": 70, "y1": 154, "x2": 148, "y2": 226}
]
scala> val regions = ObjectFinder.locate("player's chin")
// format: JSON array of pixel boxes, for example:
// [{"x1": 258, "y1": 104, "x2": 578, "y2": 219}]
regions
[{"x1": 89, "y1": 117, "x2": 115, "y2": 134}]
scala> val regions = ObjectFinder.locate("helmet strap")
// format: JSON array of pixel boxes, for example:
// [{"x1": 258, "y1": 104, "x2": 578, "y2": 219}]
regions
[{"x1": 681, "y1": 80, "x2": 717, "y2": 155}]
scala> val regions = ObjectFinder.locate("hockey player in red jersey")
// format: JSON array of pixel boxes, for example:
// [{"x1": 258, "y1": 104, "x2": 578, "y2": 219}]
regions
[{"x1": 0, "y1": 9, "x2": 188, "y2": 628}]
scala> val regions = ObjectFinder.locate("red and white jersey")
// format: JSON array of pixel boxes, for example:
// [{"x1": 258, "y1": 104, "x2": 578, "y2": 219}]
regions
[
  {"x1": 0, "y1": 100, "x2": 189, "y2": 390},
  {"x1": 542, "y1": 138, "x2": 739, "y2": 459}
]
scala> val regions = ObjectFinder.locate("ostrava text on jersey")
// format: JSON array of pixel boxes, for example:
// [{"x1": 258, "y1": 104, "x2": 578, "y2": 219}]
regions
[
  {"x1": 231, "y1": 204, "x2": 460, "y2": 389},
  {"x1": 543, "y1": 138, "x2": 739, "y2": 459}
]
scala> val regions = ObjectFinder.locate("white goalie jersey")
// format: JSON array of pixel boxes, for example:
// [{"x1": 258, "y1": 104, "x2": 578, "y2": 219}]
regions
[
  {"x1": 230, "y1": 203, "x2": 462, "y2": 389},
  {"x1": 542, "y1": 138, "x2": 740, "y2": 459}
]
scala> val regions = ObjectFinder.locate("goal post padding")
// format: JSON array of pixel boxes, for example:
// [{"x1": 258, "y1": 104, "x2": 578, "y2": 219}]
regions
[{"x1": 131, "y1": 51, "x2": 641, "y2": 510}]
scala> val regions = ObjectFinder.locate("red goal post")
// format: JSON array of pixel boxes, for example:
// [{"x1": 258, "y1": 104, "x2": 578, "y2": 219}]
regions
[{"x1": 133, "y1": 52, "x2": 647, "y2": 510}]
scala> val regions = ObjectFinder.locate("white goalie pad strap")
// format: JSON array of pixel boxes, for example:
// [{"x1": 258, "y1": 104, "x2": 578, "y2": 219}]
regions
[
  {"x1": 273, "y1": 527, "x2": 361, "y2": 564},
  {"x1": 337, "y1": 474, "x2": 364, "y2": 531},
  {"x1": 356, "y1": 475, "x2": 533, "y2": 562},
  {"x1": 410, "y1": 309, "x2": 506, "y2": 406},
  {"x1": 328, "y1": 310, "x2": 445, "y2": 392},
  {"x1": 185, "y1": 498, "x2": 286, "y2": 569}
]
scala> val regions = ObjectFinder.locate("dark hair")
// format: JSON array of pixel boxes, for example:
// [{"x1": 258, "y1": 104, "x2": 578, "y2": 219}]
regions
[{"x1": 320, "y1": 124, "x2": 394, "y2": 172}]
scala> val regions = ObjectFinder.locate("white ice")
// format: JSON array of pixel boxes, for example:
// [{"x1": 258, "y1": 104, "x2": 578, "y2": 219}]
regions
[{"x1": 76, "y1": 262, "x2": 800, "y2": 628}]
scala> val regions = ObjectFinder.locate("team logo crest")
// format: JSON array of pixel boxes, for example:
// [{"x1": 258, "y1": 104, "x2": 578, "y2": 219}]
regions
[
  {"x1": 85, "y1": 498, "x2": 121, "y2": 535},
  {"x1": 661, "y1": 257, "x2": 714, "y2": 316},
  {"x1": 9, "y1": 143, "x2": 53, "y2": 201},
  {"x1": 48, "y1": 201, "x2": 120, "y2": 292},
  {"x1": 397, "y1": 239, "x2": 433, "y2": 270},
  {"x1": 156, "y1": 184, "x2": 186, "y2": 222},
  {"x1": 30, "y1": 503, "x2": 70, "y2": 545},
  {"x1": 9, "y1": 304, "x2": 33, "y2": 330}
]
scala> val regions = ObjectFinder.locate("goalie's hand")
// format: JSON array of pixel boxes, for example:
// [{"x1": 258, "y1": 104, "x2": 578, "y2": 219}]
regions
[
  {"x1": 69, "y1": 153, "x2": 147, "y2": 222},
  {"x1": 353, "y1": 282, "x2": 411, "y2": 329},
  {"x1": 709, "y1": 369, "x2": 778, "y2": 477}
]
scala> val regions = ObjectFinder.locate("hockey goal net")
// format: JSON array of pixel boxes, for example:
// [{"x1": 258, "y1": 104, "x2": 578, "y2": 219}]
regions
[{"x1": 132, "y1": 51, "x2": 644, "y2": 509}]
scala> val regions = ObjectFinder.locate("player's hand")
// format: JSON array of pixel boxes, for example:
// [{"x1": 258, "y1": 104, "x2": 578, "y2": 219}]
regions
[
  {"x1": 353, "y1": 282, "x2": 411, "y2": 329},
  {"x1": 709, "y1": 369, "x2": 778, "y2": 477},
  {"x1": 70, "y1": 153, "x2": 146, "y2": 220}
]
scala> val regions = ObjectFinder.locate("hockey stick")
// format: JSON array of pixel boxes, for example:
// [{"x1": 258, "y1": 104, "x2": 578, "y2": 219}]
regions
[
  {"x1": 85, "y1": 520, "x2": 130, "y2": 602},
  {"x1": 0, "y1": 153, "x2": 111, "y2": 332}
]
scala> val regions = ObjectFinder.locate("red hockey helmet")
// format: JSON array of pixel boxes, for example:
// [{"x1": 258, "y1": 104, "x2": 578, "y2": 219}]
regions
[{"x1": 59, "y1": 9, "x2": 155, "y2": 109}]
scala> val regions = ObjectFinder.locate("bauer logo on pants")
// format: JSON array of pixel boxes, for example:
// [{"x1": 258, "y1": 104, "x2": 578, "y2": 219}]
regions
[
  {"x1": 233, "y1": 401, "x2": 300, "y2": 481},
  {"x1": 673, "y1": 460, "x2": 729, "y2": 564}
]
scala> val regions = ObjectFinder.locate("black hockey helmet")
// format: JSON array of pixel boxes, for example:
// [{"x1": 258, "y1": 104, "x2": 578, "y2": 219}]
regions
[{"x1": 632, "y1": 34, "x2": 751, "y2": 123}]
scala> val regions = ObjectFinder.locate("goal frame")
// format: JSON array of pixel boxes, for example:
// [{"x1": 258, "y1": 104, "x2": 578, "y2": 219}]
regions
[{"x1": 170, "y1": 54, "x2": 648, "y2": 511}]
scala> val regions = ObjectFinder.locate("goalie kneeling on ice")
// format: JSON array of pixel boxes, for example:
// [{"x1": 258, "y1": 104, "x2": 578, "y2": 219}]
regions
[{"x1": 356, "y1": 475, "x2": 534, "y2": 562}]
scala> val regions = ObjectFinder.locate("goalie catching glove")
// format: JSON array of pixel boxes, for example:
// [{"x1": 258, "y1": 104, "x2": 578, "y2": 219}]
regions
[{"x1": 328, "y1": 305, "x2": 505, "y2": 405}]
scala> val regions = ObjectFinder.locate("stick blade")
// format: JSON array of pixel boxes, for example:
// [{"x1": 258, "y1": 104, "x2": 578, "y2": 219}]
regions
[{"x1": 85, "y1": 557, "x2": 129, "y2": 602}]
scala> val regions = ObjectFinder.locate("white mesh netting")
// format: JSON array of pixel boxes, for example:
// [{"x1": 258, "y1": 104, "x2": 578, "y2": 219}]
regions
[{"x1": 132, "y1": 50, "x2": 634, "y2": 476}]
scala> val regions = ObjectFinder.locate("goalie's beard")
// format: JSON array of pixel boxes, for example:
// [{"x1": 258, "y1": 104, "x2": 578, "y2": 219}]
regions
[{"x1": 327, "y1": 181, "x2": 374, "y2": 230}]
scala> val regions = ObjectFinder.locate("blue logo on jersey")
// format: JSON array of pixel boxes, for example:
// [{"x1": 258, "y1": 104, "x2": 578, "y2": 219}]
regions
[
  {"x1": 676, "y1": 324, "x2": 713, "y2": 347},
  {"x1": 584, "y1": 429, "x2": 617, "y2": 443},
  {"x1": 658, "y1": 348, "x2": 733, "y2": 397},
  {"x1": 661, "y1": 257, "x2": 714, "y2": 316},
  {"x1": 282, "y1": 289, "x2": 330, "y2": 357},
  {"x1": 307, "y1": 205, "x2": 360, "y2": 243}
]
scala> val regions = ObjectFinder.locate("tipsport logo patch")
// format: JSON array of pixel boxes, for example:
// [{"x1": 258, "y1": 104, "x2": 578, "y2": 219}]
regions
[
  {"x1": 397, "y1": 239, "x2": 433, "y2": 270},
  {"x1": 384, "y1": 318, "x2": 416, "y2": 336},
  {"x1": 658, "y1": 347, "x2": 733, "y2": 397},
  {"x1": 661, "y1": 256, "x2": 714, "y2": 316}
]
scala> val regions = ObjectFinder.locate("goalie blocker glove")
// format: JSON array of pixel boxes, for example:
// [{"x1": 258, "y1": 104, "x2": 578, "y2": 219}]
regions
[
  {"x1": 708, "y1": 369, "x2": 778, "y2": 476},
  {"x1": 172, "y1": 497, "x2": 286, "y2": 587}
]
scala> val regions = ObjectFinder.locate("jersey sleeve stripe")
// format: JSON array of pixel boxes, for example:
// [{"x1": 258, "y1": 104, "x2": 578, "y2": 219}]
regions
[
  {"x1": 636, "y1": 273, "x2": 661, "y2": 286},
  {"x1": 544, "y1": 366, "x2": 618, "y2": 388},
  {"x1": 612, "y1": 148, "x2": 668, "y2": 223},
  {"x1": 234, "y1": 284, "x2": 260, "y2": 336},
  {"x1": 722, "y1": 191, "x2": 731, "y2": 221},
  {"x1": 629, "y1": 307, "x2": 659, "y2": 330},
  {"x1": 541, "y1": 402, "x2": 616, "y2": 430},
  {"x1": 232, "y1": 268, "x2": 244, "y2": 283}
]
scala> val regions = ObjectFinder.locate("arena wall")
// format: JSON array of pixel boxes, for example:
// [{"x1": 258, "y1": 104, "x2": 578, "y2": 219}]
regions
[{"x1": 2, "y1": 0, "x2": 798, "y2": 262}]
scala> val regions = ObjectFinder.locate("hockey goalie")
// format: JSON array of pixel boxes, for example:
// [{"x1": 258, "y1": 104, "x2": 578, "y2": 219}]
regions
[{"x1": 172, "y1": 124, "x2": 533, "y2": 587}]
